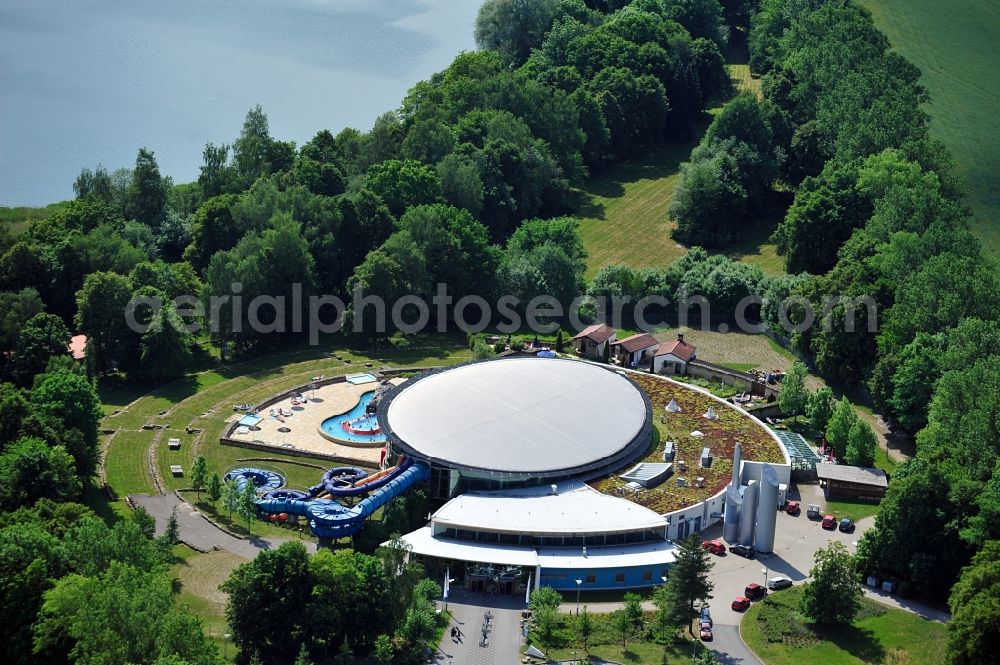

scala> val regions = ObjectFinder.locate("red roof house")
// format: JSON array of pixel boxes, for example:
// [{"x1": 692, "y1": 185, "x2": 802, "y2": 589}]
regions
[
  {"x1": 652, "y1": 333, "x2": 697, "y2": 374},
  {"x1": 610, "y1": 332, "x2": 659, "y2": 367},
  {"x1": 573, "y1": 323, "x2": 617, "y2": 358}
]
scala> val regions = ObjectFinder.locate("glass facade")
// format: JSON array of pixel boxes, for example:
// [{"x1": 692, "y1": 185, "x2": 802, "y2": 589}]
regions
[{"x1": 440, "y1": 526, "x2": 665, "y2": 547}]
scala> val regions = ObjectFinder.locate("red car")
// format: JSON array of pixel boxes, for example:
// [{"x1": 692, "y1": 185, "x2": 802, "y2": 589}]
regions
[
  {"x1": 785, "y1": 500, "x2": 800, "y2": 515},
  {"x1": 702, "y1": 539, "x2": 726, "y2": 555},
  {"x1": 822, "y1": 514, "x2": 837, "y2": 530},
  {"x1": 731, "y1": 596, "x2": 751, "y2": 612},
  {"x1": 744, "y1": 582, "x2": 766, "y2": 601}
]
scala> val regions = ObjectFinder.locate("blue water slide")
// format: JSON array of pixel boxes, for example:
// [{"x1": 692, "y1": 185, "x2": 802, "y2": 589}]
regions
[
  {"x1": 307, "y1": 466, "x2": 368, "y2": 496},
  {"x1": 322, "y1": 456, "x2": 418, "y2": 497},
  {"x1": 257, "y1": 460, "x2": 429, "y2": 538}
]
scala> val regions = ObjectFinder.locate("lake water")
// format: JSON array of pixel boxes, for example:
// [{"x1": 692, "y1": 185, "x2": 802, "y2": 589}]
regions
[{"x1": 0, "y1": 0, "x2": 481, "y2": 206}]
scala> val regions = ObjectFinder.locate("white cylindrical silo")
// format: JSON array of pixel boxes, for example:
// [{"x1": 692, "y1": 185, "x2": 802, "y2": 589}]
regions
[
  {"x1": 754, "y1": 464, "x2": 780, "y2": 553},
  {"x1": 739, "y1": 481, "x2": 759, "y2": 546},
  {"x1": 723, "y1": 484, "x2": 742, "y2": 542}
]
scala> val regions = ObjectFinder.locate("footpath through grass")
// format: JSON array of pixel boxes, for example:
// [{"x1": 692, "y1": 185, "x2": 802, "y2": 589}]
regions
[
  {"x1": 743, "y1": 585, "x2": 946, "y2": 665},
  {"x1": 862, "y1": 0, "x2": 1000, "y2": 258}
]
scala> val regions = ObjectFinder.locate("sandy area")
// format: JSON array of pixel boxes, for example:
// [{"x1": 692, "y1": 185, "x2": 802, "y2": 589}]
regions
[{"x1": 228, "y1": 377, "x2": 405, "y2": 464}]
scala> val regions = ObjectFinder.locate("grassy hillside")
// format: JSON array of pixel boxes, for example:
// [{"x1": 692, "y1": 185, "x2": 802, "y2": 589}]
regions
[
  {"x1": 576, "y1": 64, "x2": 783, "y2": 279},
  {"x1": 862, "y1": 0, "x2": 1000, "y2": 257},
  {"x1": 0, "y1": 201, "x2": 68, "y2": 237}
]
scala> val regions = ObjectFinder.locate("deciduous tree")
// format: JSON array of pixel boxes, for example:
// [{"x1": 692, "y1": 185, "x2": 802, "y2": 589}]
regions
[
  {"x1": 801, "y1": 541, "x2": 861, "y2": 624},
  {"x1": 779, "y1": 362, "x2": 809, "y2": 422},
  {"x1": 947, "y1": 540, "x2": 1000, "y2": 665},
  {"x1": 825, "y1": 398, "x2": 856, "y2": 461},
  {"x1": 190, "y1": 456, "x2": 208, "y2": 500},
  {"x1": 206, "y1": 471, "x2": 222, "y2": 508},
  {"x1": 845, "y1": 418, "x2": 877, "y2": 467},
  {"x1": 221, "y1": 541, "x2": 314, "y2": 662},
  {"x1": 475, "y1": 0, "x2": 559, "y2": 66},
  {"x1": 806, "y1": 386, "x2": 835, "y2": 432},
  {"x1": 14, "y1": 313, "x2": 70, "y2": 386}
]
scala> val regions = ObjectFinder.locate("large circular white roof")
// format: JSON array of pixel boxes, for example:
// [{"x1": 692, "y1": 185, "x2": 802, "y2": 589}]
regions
[{"x1": 380, "y1": 358, "x2": 650, "y2": 476}]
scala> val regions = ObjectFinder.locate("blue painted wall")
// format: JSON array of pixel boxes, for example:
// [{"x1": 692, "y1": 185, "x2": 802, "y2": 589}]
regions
[{"x1": 539, "y1": 562, "x2": 672, "y2": 590}]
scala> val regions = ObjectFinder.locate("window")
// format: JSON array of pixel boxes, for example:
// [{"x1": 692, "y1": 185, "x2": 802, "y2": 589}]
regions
[
  {"x1": 615, "y1": 573, "x2": 625, "y2": 583},
  {"x1": 585, "y1": 575, "x2": 596, "y2": 584},
  {"x1": 642, "y1": 570, "x2": 652, "y2": 581}
]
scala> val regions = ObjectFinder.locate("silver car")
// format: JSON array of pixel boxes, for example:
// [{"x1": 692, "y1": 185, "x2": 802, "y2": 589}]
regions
[{"x1": 767, "y1": 576, "x2": 793, "y2": 591}]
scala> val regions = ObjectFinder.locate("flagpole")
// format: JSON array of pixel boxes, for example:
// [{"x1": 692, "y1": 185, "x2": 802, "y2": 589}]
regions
[{"x1": 443, "y1": 566, "x2": 450, "y2": 612}]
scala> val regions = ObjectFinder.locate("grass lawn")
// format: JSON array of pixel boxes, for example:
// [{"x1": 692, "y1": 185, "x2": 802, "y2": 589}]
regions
[
  {"x1": 525, "y1": 609, "x2": 707, "y2": 664},
  {"x1": 862, "y1": 0, "x2": 1000, "y2": 258},
  {"x1": 743, "y1": 585, "x2": 947, "y2": 665},
  {"x1": 170, "y1": 545, "x2": 244, "y2": 661},
  {"x1": 576, "y1": 62, "x2": 784, "y2": 281},
  {"x1": 576, "y1": 140, "x2": 696, "y2": 279},
  {"x1": 823, "y1": 498, "x2": 882, "y2": 522}
]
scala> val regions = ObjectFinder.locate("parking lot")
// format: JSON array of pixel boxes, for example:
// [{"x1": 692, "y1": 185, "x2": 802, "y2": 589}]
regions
[{"x1": 703, "y1": 481, "x2": 872, "y2": 628}]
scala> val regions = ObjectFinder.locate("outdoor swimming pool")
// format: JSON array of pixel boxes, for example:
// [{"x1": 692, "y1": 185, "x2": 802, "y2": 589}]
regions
[{"x1": 320, "y1": 391, "x2": 387, "y2": 444}]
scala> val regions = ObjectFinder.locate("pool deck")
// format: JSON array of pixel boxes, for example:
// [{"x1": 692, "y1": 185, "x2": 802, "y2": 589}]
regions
[{"x1": 227, "y1": 378, "x2": 405, "y2": 465}]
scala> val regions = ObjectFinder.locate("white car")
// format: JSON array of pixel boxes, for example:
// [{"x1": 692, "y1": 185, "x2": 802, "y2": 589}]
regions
[{"x1": 767, "y1": 576, "x2": 793, "y2": 591}]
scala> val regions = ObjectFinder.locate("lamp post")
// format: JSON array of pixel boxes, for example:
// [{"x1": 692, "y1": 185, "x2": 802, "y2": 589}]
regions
[
  {"x1": 761, "y1": 566, "x2": 769, "y2": 590},
  {"x1": 223, "y1": 633, "x2": 230, "y2": 659},
  {"x1": 575, "y1": 579, "x2": 583, "y2": 615}
]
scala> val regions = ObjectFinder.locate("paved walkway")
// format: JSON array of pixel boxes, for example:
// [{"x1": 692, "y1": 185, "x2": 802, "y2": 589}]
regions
[
  {"x1": 131, "y1": 493, "x2": 317, "y2": 559},
  {"x1": 433, "y1": 590, "x2": 526, "y2": 665}
]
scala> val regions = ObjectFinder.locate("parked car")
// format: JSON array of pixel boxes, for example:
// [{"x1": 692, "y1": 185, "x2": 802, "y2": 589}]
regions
[
  {"x1": 703, "y1": 539, "x2": 726, "y2": 555},
  {"x1": 807, "y1": 504, "x2": 822, "y2": 519},
  {"x1": 785, "y1": 500, "x2": 800, "y2": 515},
  {"x1": 767, "y1": 576, "x2": 793, "y2": 591},
  {"x1": 731, "y1": 596, "x2": 751, "y2": 612},
  {"x1": 839, "y1": 518, "x2": 856, "y2": 533},
  {"x1": 700, "y1": 619, "x2": 712, "y2": 632},
  {"x1": 700, "y1": 606, "x2": 712, "y2": 625},
  {"x1": 744, "y1": 582, "x2": 766, "y2": 601},
  {"x1": 700, "y1": 625, "x2": 713, "y2": 641},
  {"x1": 729, "y1": 543, "x2": 755, "y2": 559},
  {"x1": 822, "y1": 514, "x2": 837, "y2": 529}
]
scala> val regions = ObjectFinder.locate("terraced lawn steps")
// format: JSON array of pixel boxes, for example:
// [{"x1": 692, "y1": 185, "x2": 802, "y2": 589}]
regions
[{"x1": 97, "y1": 339, "x2": 473, "y2": 534}]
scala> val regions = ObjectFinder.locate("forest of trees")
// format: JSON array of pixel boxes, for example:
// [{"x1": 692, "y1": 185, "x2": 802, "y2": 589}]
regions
[
  {"x1": 0, "y1": 0, "x2": 998, "y2": 662},
  {"x1": 0, "y1": 2, "x2": 744, "y2": 663}
]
